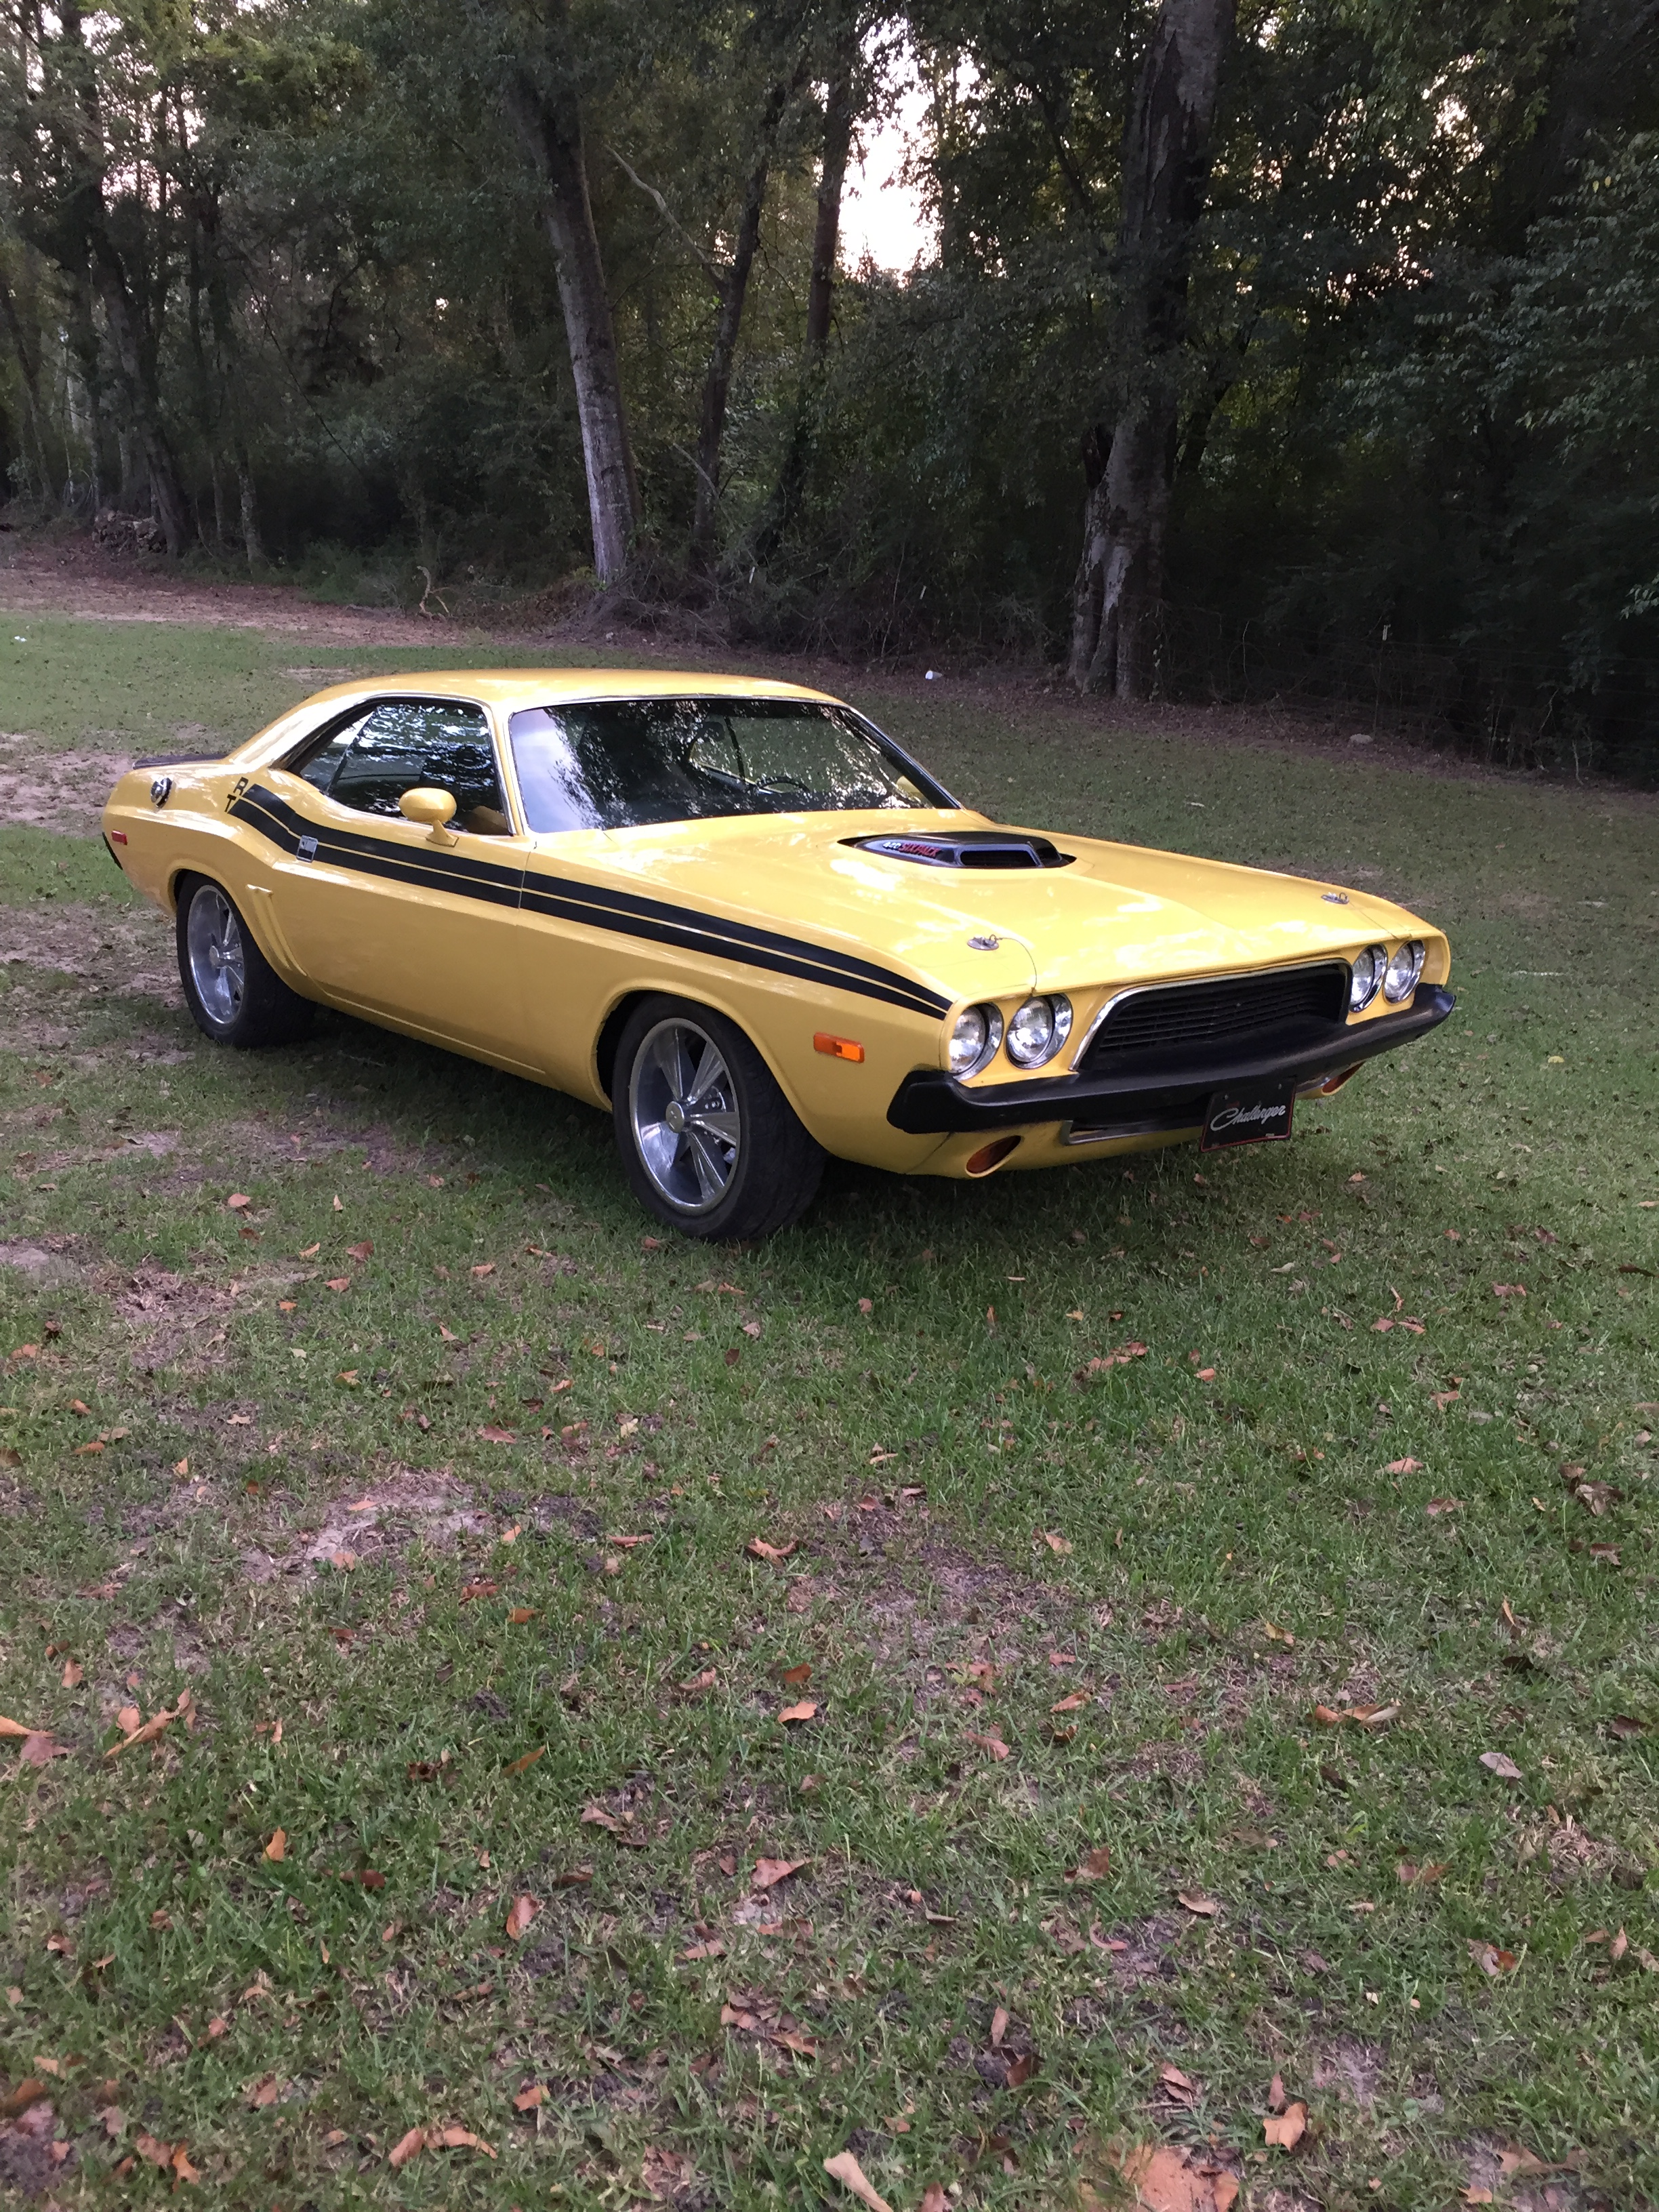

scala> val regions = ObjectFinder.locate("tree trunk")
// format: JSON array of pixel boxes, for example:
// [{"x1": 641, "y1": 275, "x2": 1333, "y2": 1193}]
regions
[
  {"x1": 690, "y1": 144, "x2": 771, "y2": 567},
  {"x1": 805, "y1": 69, "x2": 855, "y2": 352},
  {"x1": 500, "y1": 43, "x2": 640, "y2": 582},
  {"x1": 753, "y1": 62, "x2": 855, "y2": 564},
  {"x1": 87, "y1": 234, "x2": 192, "y2": 554},
  {"x1": 1069, "y1": 0, "x2": 1235, "y2": 696}
]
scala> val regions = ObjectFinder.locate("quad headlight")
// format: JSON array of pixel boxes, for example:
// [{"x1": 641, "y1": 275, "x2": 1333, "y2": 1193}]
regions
[
  {"x1": 1383, "y1": 939, "x2": 1425, "y2": 1002},
  {"x1": 1349, "y1": 945, "x2": 1387, "y2": 1011},
  {"x1": 1006, "y1": 994, "x2": 1073, "y2": 1068},
  {"x1": 949, "y1": 1003, "x2": 1003, "y2": 1076}
]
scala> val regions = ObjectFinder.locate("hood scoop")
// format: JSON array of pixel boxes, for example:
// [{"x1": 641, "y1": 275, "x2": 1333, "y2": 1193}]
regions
[{"x1": 848, "y1": 829, "x2": 1073, "y2": 871}]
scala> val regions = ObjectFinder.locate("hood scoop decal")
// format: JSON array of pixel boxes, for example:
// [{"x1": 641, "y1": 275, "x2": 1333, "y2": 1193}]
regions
[{"x1": 848, "y1": 830, "x2": 1073, "y2": 871}]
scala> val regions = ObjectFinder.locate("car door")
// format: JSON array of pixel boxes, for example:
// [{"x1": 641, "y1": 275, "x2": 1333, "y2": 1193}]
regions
[{"x1": 242, "y1": 695, "x2": 536, "y2": 1071}]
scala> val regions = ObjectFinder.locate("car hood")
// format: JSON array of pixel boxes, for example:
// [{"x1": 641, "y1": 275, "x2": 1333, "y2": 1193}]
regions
[{"x1": 575, "y1": 809, "x2": 1429, "y2": 1004}]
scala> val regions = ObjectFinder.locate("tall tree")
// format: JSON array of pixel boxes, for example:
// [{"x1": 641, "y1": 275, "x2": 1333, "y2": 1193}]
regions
[
  {"x1": 1067, "y1": 0, "x2": 1234, "y2": 695},
  {"x1": 485, "y1": 0, "x2": 642, "y2": 581}
]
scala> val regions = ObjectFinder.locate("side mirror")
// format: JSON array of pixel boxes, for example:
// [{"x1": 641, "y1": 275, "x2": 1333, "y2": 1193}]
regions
[{"x1": 398, "y1": 786, "x2": 458, "y2": 844}]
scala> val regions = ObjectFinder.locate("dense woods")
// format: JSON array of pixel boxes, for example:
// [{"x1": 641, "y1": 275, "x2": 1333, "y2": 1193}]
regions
[{"x1": 1, "y1": 0, "x2": 1656, "y2": 777}]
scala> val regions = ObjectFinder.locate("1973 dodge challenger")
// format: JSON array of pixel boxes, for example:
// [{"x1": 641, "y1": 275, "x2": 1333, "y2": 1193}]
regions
[{"x1": 101, "y1": 671, "x2": 1454, "y2": 1240}]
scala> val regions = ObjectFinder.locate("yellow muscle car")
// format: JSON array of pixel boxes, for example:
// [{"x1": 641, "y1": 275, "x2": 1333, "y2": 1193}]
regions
[{"x1": 100, "y1": 671, "x2": 1454, "y2": 1240}]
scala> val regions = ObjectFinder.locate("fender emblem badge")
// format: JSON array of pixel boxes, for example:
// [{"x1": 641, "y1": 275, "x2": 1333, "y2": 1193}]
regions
[
  {"x1": 1322, "y1": 891, "x2": 1349, "y2": 904},
  {"x1": 297, "y1": 836, "x2": 319, "y2": 862},
  {"x1": 150, "y1": 775, "x2": 172, "y2": 806},
  {"x1": 968, "y1": 933, "x2": 1000, "y2": 951}
]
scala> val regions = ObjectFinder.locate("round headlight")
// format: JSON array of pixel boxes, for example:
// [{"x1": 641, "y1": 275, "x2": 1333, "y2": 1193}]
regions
[
  {"x1": 1382, "y1": 939, "x2": 1425, "y2": 1002},
  {"x1": 1006, "y1": 994, "x2": 1073, "y2": 1068},
  {"x1": 1349, "y1": 945, "x2": 1386, "y2": 1011},
  {"x1": 948, "y1": 1003, "x2": 1002, "y2": 1076}
]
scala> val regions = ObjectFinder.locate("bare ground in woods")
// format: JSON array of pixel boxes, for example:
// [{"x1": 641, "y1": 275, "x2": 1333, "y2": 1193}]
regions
[{"x1": 7, "y1": 523, "x2": 1645, "y2": 804}]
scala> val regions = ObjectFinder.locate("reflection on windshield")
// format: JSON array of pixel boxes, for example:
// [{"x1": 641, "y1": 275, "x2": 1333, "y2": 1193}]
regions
[{"x1": 507, "y1": 697, "x2": 953, "y2": 834}]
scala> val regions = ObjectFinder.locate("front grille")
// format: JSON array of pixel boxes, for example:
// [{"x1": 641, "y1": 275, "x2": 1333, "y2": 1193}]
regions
[{"x1": 1078, "y1": 962, "x2": 1348, "y2": 1069}]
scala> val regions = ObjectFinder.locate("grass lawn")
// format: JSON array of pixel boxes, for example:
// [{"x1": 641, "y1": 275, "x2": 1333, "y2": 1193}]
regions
[{"x1": 1, "y1": 615, "x2": 1655, "y2": 2212}]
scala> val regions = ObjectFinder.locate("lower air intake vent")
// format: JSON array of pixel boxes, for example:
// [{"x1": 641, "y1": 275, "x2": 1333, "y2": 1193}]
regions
[
  {"x1": 1079, "y1": 963, "x2": 1349, "y2": 1068},
  {"x1": 850, "y1": 830, "x2": 1073, "y2": 869}
]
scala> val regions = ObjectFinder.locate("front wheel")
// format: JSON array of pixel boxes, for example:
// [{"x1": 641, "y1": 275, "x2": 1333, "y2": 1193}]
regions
[
  {"x1": 176, "y1": 876, "x2": 313, "y2": 1047},
  {"x1": 611, "y1": 996, "x2": 824, "y2": 1242}
]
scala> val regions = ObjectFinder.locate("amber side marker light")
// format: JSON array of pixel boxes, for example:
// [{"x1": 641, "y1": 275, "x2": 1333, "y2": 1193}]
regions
[
  {"x1": 966, "y1": 1134, "x2": 1023, "y2": 1176},
  {"x1": 813, "y1": 1033, "x2": 865, "y2": 1063}
]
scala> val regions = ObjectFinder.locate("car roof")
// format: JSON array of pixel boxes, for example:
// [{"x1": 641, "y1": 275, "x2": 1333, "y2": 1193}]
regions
[{"x1": 293, "y1": 669, "x2": 847, "y2": 710}]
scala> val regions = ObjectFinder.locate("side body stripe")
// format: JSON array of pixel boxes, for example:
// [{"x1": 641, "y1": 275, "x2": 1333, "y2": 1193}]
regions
[{"x1": 229, "y1": 784, "x2": 949, "y2": 1020}]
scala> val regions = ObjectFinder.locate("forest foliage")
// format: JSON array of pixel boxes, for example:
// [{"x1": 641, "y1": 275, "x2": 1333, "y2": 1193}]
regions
[{"x1": 1, "y1": 0, "x2": 1656, "y2": 777}]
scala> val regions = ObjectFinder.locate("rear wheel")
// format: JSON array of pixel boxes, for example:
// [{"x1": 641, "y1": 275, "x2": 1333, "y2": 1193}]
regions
[
  {"x1": 176, "y1": 876, "x2": 313, "y2": 1047},
  {"x1": 611, "y1": 996, "x2": 823, "y2": 1242}
]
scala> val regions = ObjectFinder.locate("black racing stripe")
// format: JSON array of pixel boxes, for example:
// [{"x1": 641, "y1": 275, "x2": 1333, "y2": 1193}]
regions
[
  {"x1": 232, "y1": 782, "x2": 947, "y2": 1020},
  {"x1": 521, "y1": 870, "x2": 953, "y2": 1014},
  {"x1": 519, "y1": 884, "x2": 945, "y2": 1017},
  {"x1": 236, "y1": 786, "x2": 523, "y2": 894}
]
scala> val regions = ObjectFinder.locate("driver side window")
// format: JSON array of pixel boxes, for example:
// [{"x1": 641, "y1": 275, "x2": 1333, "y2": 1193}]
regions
[{"x1": 313, "y1": 700, "x2": 512, "y2": 835}]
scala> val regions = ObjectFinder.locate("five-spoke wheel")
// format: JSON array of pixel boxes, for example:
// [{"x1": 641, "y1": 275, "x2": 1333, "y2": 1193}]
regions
[
  {"x1": 628, "y1": 1017, "x2": 742, "y2": 1214},
  {"x1": 611, "y1": 996, "x2": 823, "y2": 1241},
  {"x1": 185, "y1": 882, "x2": 247, "y2": 1029},
  {"x1": 174, "y1": 876, "x2": 314, "y2": 1048}
]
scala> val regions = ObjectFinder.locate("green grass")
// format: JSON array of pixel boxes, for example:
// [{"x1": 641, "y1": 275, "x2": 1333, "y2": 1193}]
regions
[{"x1": 0, "y1": 616, "x2": 1655, "y2": 2211}]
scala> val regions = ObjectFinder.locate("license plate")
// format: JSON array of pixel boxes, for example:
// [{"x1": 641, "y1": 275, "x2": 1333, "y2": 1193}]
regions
[{"x1": 1202, "y1": 1086, "x2": 1296, "y2": 1149}]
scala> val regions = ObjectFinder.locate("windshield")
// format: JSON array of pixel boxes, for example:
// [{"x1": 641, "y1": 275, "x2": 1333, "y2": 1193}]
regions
[{"x1": 506, "y1": 697, "x2": 953, "y2": 834}]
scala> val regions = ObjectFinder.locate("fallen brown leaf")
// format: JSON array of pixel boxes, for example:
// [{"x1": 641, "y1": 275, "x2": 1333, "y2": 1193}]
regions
[
  {"x1": 752, "y1": 1856, "x2": 808, "y2": 1890},
  {"x1": 823, "y1": 2148, "x2": 895, "y2": 2212},
  {"x1": 59, "y1": 1658, "x2": 81, "y2": 1689},
  {"x1": 780, "y1": 1662, "x2": 812, "y2": 1686},
  {"x1": 1067, "y1": 1845, "x2": 1113, "y2": 1884},
  {"x1": 388, "y1": 2126, "x2": 426, "y2": 2169},
  {"x1": 1051, "y1": 1692, "x2": 1088, "y2": 1714},
  {"x1": 1396, "y1": 1859, "x2": 1448, "y2": 1885},
  {"x1": 964, "y1": 1729, "x2": 1010, "y2": 1761},
  {"x1": 0, "y1": 1714, "x2": 43, "y2": 1740},
  {"x1": 1468, "y1": 1939, "x2": 1519, "y2": 1977},
  {"x1": 246, "y1": 2074, "x2": 279, "y2": 2109},
  {"x1": 264, "y1": 1829, "x2": 285, "y2": 1863},
  {"x1": 1105, "y1": 2140, "x2": 1240, "y2": 2211},
  {"x1": 1039, "y1": 1530, "x2": 1073, "y2": 1555},
  {"x1": 1176, "y1": 1890, "x2": 1219, "y2": 1916},
  {"x1": 1263, "y1": 2100, "x2": 1307, "y2": 2150},
  {"x1": 779, "y1": 1700, "x2": 817, "y2": 1725},
  {"x1": 1386, "y1": 1456, "x2": 1423, "y2": 1473},
  {"x1": 1479, "y1": 1749, "x2": 1523, "y2": 1780},
  {"x1": 503, "y1": 1746, "x2": 545, "y2": 1776},
  {"x1": 505, "y1": 1895, "x2": 540, "y2": 1940},
  {"x1": 745, "y1": 1536, "x2": 796, "y2": 1562}
]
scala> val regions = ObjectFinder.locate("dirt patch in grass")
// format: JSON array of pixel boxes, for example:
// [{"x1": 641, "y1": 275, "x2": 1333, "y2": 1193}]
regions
[
  {"x1": 0, "y1": 1233, "x2": 91, "y2": 1285},
  {"x1": 1309, "y1": 2032, "x2": 1385, "y2": 2110},
  {"x1": 0, "y1": 736, "x2": 136, "y2": 834},
  {"x1": 241, "y1": 1466, "x2": 495, "y2": 1583},
  {"x1": 0, "y1": 896, "x2": 170, "y2": 990}
]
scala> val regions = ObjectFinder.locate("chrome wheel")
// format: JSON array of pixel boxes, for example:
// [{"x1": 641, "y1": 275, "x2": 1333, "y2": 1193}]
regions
[
  {"x1": 186, "y1": 884, "x2": 245, "y2": 1028},
  {"x1": 628, "y1": 1017, "x2": 741, "y2": 1215}
]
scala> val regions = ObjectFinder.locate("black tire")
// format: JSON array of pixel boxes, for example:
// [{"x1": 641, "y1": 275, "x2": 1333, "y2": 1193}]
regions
[
  {"x1": 611, "y1": 995, "x2": 824, "y2": 1242},
  {"x1": 175, "y1": 874, "x2": 314, "y2": 1048}
]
